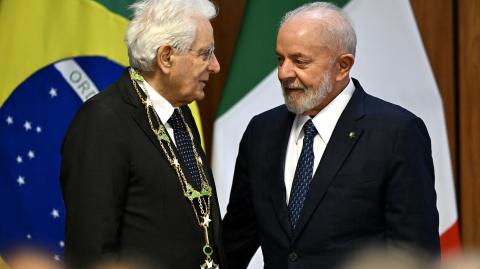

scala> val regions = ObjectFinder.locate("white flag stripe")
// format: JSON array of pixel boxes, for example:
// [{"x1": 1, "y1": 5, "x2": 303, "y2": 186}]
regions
[
  {"x1": 345, "y1": 0, "x2": 457, "y2": 234},
  {"x1": 54, "y1": 59, "x2": 99, "y2": 102},
  {"x1": 213, "y1": 69, "x2": 282, "y2": 216}
]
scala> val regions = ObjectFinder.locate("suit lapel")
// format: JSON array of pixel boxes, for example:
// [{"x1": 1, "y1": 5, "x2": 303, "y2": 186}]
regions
[
  {"x1": 121, "y1": 70, "x2": 197, "y2": 185},
  {"x1": 119, "y1": 71, "x2": 170, "y2": 159},
  {"x1": 267, "y1": 108, "x2": 296, "y2": 239},
  {"x1": 292, "y1": 80, "x2": 367, "y2": 242}
]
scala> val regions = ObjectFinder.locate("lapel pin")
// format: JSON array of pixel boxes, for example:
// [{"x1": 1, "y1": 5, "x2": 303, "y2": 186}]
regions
[{"x1": 348, "y1": 131, "x2": 356, "y2": 139}]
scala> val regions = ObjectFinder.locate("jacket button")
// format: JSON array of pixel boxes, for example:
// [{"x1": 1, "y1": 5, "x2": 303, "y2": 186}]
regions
[{"x1": 289, "y1": 252, "x2": 298, "y2": 262}]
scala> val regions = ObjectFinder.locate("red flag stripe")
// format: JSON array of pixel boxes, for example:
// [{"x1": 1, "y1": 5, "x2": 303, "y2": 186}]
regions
[{"x1": 440, "y1": 221, "x2": 461, "y2": 256}]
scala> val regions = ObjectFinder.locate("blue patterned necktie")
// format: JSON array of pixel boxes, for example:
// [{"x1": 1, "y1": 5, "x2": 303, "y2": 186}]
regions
[
  {"x1": 168, "y1": 109, "x2": 202, "y2": 190},
  {"x1": 288, "y1": 119, "x2": 317, "y2": 230}
]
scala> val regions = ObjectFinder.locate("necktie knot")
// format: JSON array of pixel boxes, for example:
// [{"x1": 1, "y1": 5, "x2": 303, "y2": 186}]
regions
[
  {"x1": 303, "y1": 120, "x2": 317, "y2": 140},
  {"x1": 168, "y1": 109, "x2": 182, "y2": 129}
]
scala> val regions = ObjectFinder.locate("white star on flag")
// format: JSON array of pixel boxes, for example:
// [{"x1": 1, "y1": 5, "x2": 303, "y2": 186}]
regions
[
  {"x1": 16, "y1": 155, "x2": 23, "y2": 163},
  {"x1": 51, "y1": 209, "x2": 60, "y2": 219},
  {"x1": 49, "y1": 88, "x2": 58, "y2": 98},
  {"x1": 27, "y1": 150, "x2": 35, "y2": 159},
  {"x1": 36, "y1": 126, "x2": 42, "y2": 133},
  {"x1": 6, "y1": 116, "x2": 13, "y2": 125},
  {"x1": 53, "y1": 254, "x2": 60, "y2": 262},
  {"x1": 17, "y1": 176, "x2": 25, "y2": 186},
  {"x1": 59, "y1": 241, "x2": 65, "y2": 248},
  {"x1": 24, "y1": 121, "x2": 32, "y2": 131},
  {"x1": 26, "y1": 234, "x2": 32, "y2": 239}
]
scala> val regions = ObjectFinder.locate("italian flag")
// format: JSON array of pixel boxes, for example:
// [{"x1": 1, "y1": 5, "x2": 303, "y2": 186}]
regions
[{"x1": 212, "y1": 0, "x2": 460, "y2": 266}]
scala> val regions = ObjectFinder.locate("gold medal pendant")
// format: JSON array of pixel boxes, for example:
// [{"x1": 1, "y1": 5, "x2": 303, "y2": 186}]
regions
[
  {"x1": 201, "y1": 244, "x2": 219, "y2": 269},
  {"x1": 200, "y1": 221, "x2": 219, "y2": 268},
  {"x1": 201, "y1": 256, "x2": 219, "y2": 269}
]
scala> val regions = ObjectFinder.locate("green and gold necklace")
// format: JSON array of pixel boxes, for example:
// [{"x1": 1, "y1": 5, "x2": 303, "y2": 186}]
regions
[{"x1": 129, "y1": 68, "x2": 219, "y2": 269}]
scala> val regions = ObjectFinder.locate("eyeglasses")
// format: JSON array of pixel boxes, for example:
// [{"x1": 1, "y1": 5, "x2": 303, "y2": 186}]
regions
[{"x1": 182, "y1": 46, "x2": 216, "y2": 62}]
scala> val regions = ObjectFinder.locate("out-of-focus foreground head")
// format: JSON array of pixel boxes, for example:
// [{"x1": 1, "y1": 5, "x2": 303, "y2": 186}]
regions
[
  {"x1": 88, "y1": 254, "x2": 167, "y2": 269},
  {"x1": 337, "y1": 246, "x2": 432, "y2": 269},
  {"x1": 125, "y1": 0, "x2": 217, "y2": 72},
  {"x1": 4, "y1": 248, "x2": 62, "y2": 269},
  {"x1": 439, "y1": 251, "x2": 480, "y2": 269}
]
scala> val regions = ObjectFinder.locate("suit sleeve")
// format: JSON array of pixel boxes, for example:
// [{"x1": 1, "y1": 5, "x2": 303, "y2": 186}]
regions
[
  {"x1": 60, "y1": 100, "x2": 130, "y2": 269},
  {"x1": 385, "y1": 116, "x2": 440, "y2": 255},
  {"x1": 222, "y1": 119, "x2": 260, "y2": 269}
]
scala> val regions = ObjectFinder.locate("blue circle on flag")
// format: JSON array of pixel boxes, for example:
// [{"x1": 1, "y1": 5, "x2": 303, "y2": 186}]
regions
[{"x1": 0, "y1": 56, "x2": 124, "y2": 258}]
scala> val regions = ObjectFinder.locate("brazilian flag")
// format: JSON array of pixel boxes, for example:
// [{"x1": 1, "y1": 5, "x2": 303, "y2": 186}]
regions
[{"x1": 0, "y1": 0, "x2": 204, "y2": 262}]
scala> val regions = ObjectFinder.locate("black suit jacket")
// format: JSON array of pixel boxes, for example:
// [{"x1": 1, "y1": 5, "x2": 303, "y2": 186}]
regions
[
  {"x1": 60, "y1": 70, "x2": 225, "y2": 269},
  {"x1": 222, "y1": 79, "x2": 440, "y2": 269}
]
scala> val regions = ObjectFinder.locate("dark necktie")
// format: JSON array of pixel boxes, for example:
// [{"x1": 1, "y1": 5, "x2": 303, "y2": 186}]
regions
[
  {"x1": 168, "y1": 109, "x2": 202, "y2": 190},
  {"x1": 288, "y1": 119, "x2": 317, "y2": 230}
]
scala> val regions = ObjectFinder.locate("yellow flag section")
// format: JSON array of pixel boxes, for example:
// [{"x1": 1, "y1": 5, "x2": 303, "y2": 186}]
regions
[
  {"x1": 0, "y1": 256, "x2": 7, "y2": 269},
  {"x1": 0, "y1": 0, "x2": 204, "y2": 145},
  {"x1": 0, "y1": 0, "x2": 128, "y2": 105}
]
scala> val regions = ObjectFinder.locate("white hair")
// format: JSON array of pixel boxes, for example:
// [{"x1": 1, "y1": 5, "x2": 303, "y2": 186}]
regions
[
  {"x1": 125, "y1": 0, "x2": 217, "y2": 72},
  {"x1": 281, "y1": 2, "x2": 357, "y2": 55}
]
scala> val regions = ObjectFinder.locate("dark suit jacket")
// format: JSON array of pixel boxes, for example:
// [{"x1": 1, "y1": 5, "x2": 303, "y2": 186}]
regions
[
  {"x1": 60, "y1": 70, "x2": 225, "y2": 269},
  {"x1": 222, "y1": 79, "x2": 440, "y2": 269}
]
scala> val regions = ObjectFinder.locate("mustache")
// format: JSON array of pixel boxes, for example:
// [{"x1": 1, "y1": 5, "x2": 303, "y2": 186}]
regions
[{"x1": 281, "y1": 81, "x2": 308, "y2": 91}]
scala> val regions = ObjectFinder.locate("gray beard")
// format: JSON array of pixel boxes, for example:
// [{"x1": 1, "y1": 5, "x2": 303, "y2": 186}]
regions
[{"x1": 282, "y1": 71, "x2": 332, "y2": 115}]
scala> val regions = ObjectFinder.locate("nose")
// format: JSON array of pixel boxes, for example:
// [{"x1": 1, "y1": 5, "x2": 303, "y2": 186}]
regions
[
  {"x1": 208, "y1": 53, "x2": 220, "y2": 74},
  {"x1": 278, "y1": 60, "x2": 295, "y2": 82}
]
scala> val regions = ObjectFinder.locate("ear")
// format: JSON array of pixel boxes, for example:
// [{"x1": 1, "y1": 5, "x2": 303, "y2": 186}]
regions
[
  {"x1": 335, "y1": 53, "x2": 355, "y2": 81},
  {"x1": 156, "y1": 45, "x2": 175, "y2": 74}
]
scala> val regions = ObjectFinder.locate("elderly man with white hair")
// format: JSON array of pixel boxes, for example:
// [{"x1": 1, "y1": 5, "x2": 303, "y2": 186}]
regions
[
  {"x1": 222, "y1": 2, "x2": 439, "y2": 269},
  {"x1": 60, "y1": 0, "x2": 222, "y2": 268}
]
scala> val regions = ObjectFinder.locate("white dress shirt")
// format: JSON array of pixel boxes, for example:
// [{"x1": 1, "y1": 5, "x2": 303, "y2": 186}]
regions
[
  {"x1": 137, "y1": 79, "x2": 178, "y2": 146},
  {"x1": 284, "y1": 79, "x2": 355, "y2": 203}
]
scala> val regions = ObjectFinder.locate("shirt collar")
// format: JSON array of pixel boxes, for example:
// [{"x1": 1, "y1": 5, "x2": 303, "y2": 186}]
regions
[
  {"x1": 138, "y1": 79, "x2": 176, "y2": 125},
  {"x1": 293, "y1": 78, "x2": 355, "y2": 144}
]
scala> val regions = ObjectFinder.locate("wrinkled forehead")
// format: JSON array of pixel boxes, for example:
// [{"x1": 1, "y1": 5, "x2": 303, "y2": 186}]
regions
[
  {"x1": 278, "y1": 13, "x2": 340, "y2": 53},
  {"x1": 280, "y1": 10, "x2": 338, "y2": 35},
  {"x1": 283, "y1": 8, "x2": 340, "y2": 26},
  {"x1": 191, "y1": 16, "x2": 215, "y2": 47}
]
